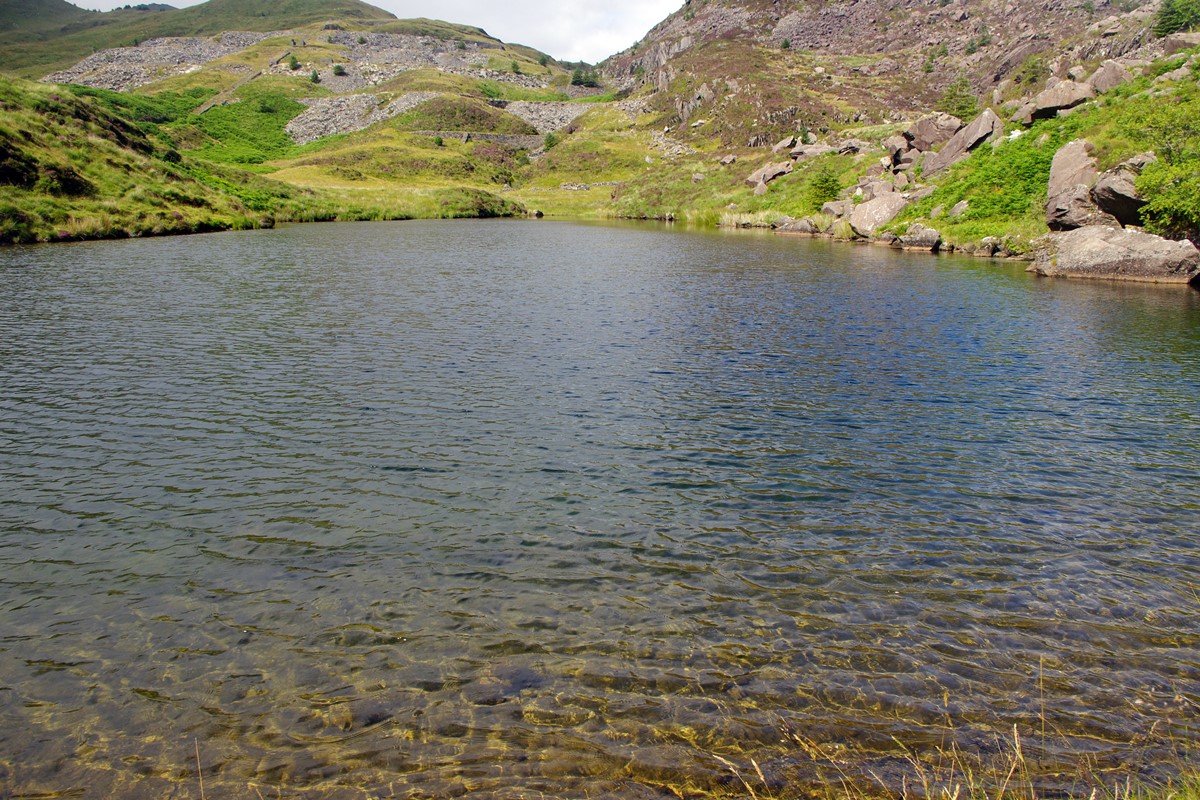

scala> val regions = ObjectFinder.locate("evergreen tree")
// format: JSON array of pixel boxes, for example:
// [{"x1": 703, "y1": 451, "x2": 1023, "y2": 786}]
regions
[
  {"x1": 938, "y1": 75, "x2": 978, "y2": 121},
  {"x1": 1154, "y1": 0, "x2": 1200, "y2": 35}
]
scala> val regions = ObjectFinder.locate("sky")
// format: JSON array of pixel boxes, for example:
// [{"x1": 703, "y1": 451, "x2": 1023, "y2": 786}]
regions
[{"x1": 70, "y1": 0, "x2": 682, "y2": 63}]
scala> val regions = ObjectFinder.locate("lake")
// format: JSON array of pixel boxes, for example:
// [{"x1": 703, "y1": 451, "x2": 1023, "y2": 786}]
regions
[{"x1": 2, "y1": 220, "x2": 1199, "y2": 799}]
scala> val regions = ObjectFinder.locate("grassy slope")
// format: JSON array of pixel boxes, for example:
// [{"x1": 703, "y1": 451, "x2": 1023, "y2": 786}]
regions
[{"x1": 0, "y1": 74, "x2": 307, "y2": 243}]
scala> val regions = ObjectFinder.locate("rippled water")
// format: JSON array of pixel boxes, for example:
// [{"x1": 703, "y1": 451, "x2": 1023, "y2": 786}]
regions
[{"x1": 2, "y1": 220, "x2": 1199, "y2": 799}]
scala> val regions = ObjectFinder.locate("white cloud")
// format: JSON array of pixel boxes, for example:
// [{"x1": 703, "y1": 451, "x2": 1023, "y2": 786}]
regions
[{"x1": 69, "y1": 0, "x2": 681, "y2": 62}]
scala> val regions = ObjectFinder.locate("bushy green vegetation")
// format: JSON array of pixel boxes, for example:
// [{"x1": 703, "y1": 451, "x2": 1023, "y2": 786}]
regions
[
  {"x1": 1154, "y1": 0, "x2": 1200, "y2": 35},
  {"x1": 1134, "y1": 88, "x2": 1200, "y2": 242}
]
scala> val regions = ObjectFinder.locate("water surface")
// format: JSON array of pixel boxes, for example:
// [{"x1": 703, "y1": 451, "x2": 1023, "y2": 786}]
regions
[{"x1": 2, "y1": 220, "x2": 1199, "y2": 799}]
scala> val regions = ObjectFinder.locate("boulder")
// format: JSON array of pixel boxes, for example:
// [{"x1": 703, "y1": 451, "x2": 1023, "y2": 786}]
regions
[
  {"x1": 922, "y1": 108, "x2": 1004, "y2": 175},
  {"x1": 1155, "y1": 65, "x2": 1193, "y2": 84},
  {"x1": 776, "y1": 217, "x2": 821, "y2": 234},
  {"x1": 745, "y1": 161, "x2": 792, "y2": 187},
  {"x1": 1045, "y1": 139, "x2": 1118, "y2": 230},
  {"x1": 773, "y1": 135, "x2": 798, "y2": 154},
  {"x1": 838, "y1": 138, "x2": 872, "y2": 154},
  {"x1": 1030, "y1": 80, "x2": 1095, "y2": 121},
  {"x1": 849, "y1": 193, "x2": 909, "y2": 236},
  {"x1": 949, "y1": 199, "x2": 970, "y2": 218},
  {"x1": 719, "y1": 154, "x2": 738, "y2": 166},
  {"x1": 861, "y1": 180, "x2": 895, "y2": 201},
  {"x1": 1087, "y1": 60, "x2": 1132, "y2": 93},
  {"x1": 898, "y1": 223, "x2": 942, "y2": 251},
  {"x1": 894, "y1": 172, "x2": 910, "y2": 189},
  {"x1": 1046, "y1": 184, "x2": 1119, "y2": 230},
  {"x1": 883, "y1": 134, "x2": 909, "y2": 159},
  {"x1": 1047, "y1": 139, "x2": 1098, "y2": 200},
  {"x1": 822, "y1": 199, "x2": 853, "y2": 218},
  {"x1": 1010, "y1": 101, "x2": 1036, "y2": 126},
  {"x1": 1091, "y1": 164, "x2": 1147, "y2": 227},
  {"x1": 904, "y1": 112, "x2": 963, "y2": 152},
  {"x1": 1030, "y1": 227, "x2": 1200, "y2": 284},
  {"x1": 791, "y1": 143, "x2": 836, "y2": 160},
  {"x1": 1164, "y1": 32, "x2": 1200, "y2": 56}
]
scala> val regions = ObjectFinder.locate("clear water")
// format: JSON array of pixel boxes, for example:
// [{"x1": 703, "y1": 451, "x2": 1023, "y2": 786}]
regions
[{"x1": 1, "y1": 220, "x2": 1199, "y2": 799}]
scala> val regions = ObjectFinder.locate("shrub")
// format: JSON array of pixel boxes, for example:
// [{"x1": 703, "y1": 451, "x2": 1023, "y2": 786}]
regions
[
  {"x1": 356, "y1": 35, "x2": 366, "y2": 44},
  {"x1": 310, "y1": 70, "x2": 321, "y2": 83},
  {"x1": 781, "y1": 38, "x2": 791, "y2": 49},
  {"x1": 332, "y1": 64, "x2": 347, "y2": 76},
  {"x1": 544, "y1": 131, "x2": 560, "y2": 150},
  {"x1": 287, "y1": 54, "x2": 300, "y2": 70}
]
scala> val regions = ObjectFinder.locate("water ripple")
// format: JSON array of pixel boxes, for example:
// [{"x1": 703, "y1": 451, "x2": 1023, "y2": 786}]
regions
[{"x1": 2, "y1": 221, "x2": 1200, "y2": 797}]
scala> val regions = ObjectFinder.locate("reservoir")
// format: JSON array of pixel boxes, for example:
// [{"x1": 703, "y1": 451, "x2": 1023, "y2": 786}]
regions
[{"x1": 2, "y1": 220, "x2": 1199, "y2": 798}]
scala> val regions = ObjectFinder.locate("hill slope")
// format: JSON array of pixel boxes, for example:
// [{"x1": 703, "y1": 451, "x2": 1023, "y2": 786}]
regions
[{"x1": 0, "y1": 0, "x2": 396, "y2": 76}]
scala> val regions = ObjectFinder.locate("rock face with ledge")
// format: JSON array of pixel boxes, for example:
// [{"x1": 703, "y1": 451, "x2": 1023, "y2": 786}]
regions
[{"x1": 1030, "y1": 227, "x2": 1200, "y2": 284}]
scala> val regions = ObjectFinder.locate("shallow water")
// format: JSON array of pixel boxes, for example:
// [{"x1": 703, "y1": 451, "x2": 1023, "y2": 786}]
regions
[{"x1": 1, "y1": 220, "x2": 1199, "y2": 799}]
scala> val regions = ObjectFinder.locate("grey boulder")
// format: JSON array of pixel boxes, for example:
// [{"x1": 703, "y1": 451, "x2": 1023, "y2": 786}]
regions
[
  {"x1": 1031, "y1": 227, "x2": 1200, "y2": 284},
  {"x1": 898, "y1": 223, "x2": 942, "y2": 251},
  {"x1": 849, "y1": 194, "x2": 909, "y2": 236}
]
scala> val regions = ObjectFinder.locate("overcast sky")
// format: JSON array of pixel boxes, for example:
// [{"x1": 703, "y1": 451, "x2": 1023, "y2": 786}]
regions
[{"x1": 70, "y1": 0, "x2": 682, "y2": 62}]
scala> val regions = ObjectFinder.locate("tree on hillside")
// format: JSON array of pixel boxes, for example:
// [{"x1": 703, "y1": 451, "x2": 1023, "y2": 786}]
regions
[
  {"x1": 807, "y1": 165, "x2": 841, "y2": 210},
  {"x1": 570, "y1": 68, "x2": 601, "y2": 87},
  {"x1": 938, "y1": 75, "x2": 978, "y2": 121},
  {"x1": 1154, "y1": 0, "x2": 1200, "y2": 35}
]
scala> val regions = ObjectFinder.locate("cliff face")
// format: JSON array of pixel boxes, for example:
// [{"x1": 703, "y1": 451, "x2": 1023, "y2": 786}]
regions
[{"x1": 602, "y1": 0, "x2": 1161, "y2": 143}]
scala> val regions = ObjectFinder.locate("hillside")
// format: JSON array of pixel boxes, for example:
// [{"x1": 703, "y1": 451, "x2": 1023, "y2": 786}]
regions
[
  {"x1": 0, "y1": 0, "x2": 397, "y2": 76},
  {"x1": 1, "y1": 0, "x2": 1197, "y2": 277}
]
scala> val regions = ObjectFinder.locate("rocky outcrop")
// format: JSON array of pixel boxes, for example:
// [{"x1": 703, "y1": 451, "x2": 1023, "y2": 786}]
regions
[
  {"x1": 849, "y1": 193, "x2": 909, "y2": 236},
  {"x1": 1046, "y1": 184, "x2": 1119, "y2": 230},
  {"x1": 44, "y1": 32, "x2": 271, "y2": 91},
  {"x1": 1047, "y1": 139, "x2": 1099, "y2": 199},
  {"x1": 922, "y1": 109, "x2": 1003, "y2": 175},
  {"x1": 1031, "y1": 227, "x2": 1200, "y2": 284},
  {"x1": 285, "y1": 92, "x2": 439, "y2": 145},
  {"x1": 1044, "y1": 139, "x2": 1118, "y2": 230},
  {"x1": 1045, "y1": 141, "x2": 1154, "y2": 230},
  {"x1": 500, "y1": 102, "x2": 601, "y2": 134}
]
